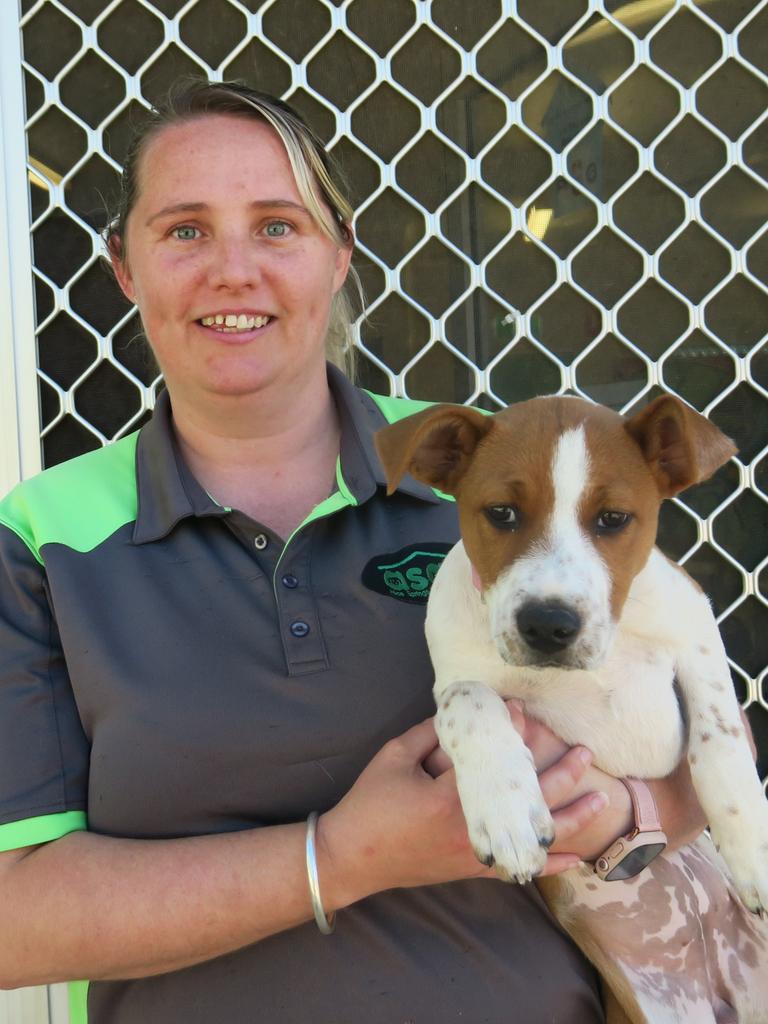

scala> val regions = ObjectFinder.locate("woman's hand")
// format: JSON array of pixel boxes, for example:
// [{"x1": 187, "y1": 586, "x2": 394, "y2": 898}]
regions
[
  {"x1": 423, "y1": 701, "x2": 710, "y2": 863},
  {"x1": 318, "y1": 718, "x2": 497, "y2": 909},
  {"x1": 511, "y1": 703, "x2": 709, "y2": 859},
  {"x1": 510, "y1": 707, "x2": 710, "y2": 858},
  {"x1": 318, "y1": 713, "x2": 608, "y2": 910}
]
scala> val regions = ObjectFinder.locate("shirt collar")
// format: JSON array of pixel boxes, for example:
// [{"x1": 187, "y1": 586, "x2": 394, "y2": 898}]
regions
[
  {"x1": 132, "y1": 388, "x2": 225, "y2": 544},
  {"x1": 327, "y1": 363, "x2": 441, "y2": 506},
  {"x1": 132, "y1": 365, "x2": 439, "y2": 544}
]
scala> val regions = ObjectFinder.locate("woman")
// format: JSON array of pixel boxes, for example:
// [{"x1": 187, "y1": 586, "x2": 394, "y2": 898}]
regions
[{"x1": 0, "y1": 81, "x2": 704, "y2": 1023}]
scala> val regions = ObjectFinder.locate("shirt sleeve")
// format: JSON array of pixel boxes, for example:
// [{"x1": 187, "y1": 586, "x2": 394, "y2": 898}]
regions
[{"x1": 0, "y1": 520, "x2": 89, "y2": 851}]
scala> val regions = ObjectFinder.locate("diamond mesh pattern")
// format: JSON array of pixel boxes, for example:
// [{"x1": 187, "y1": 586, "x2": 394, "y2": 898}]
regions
[{"x1": 18, "y1": 0, "x2": 768, "y2": 775}]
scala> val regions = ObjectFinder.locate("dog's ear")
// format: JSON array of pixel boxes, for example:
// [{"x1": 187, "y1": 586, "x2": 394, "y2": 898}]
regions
[
  {"x1": 625, "y1": 395, "x2": 736, "y2": 497},
  {"x1": 374, "y1": 405, "x2": 492, "y2": 496}
]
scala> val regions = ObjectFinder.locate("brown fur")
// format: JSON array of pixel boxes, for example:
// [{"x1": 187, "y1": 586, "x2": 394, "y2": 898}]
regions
[
  {"x1": 376, "y1": 395, "x2": 734, "y2": 626},
  {"x1": 374, "y1": 394, "x2": 744, "y2": 1023}
]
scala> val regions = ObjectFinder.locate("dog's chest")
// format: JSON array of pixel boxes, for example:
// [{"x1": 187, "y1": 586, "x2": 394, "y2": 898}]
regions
[
  {"x1": 427, "y1": 542, "x2": 689, "y2": 778},
  {"x1": 496, "y1": 633, "x2": 684, "y2": 778}
]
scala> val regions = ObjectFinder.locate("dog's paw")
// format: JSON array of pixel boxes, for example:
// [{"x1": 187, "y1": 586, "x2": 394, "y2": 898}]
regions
[
  {"x1": 710, "y1": 825, "x2": 768, "y2": 916},
  {"x1": 461, "y1": 772, "x2": 554, "y2": 884}
]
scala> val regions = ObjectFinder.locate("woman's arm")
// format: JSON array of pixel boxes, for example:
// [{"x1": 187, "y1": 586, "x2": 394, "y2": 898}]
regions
[{"x1": 0, "y1": 717, "x2": 601, "y2": 990}]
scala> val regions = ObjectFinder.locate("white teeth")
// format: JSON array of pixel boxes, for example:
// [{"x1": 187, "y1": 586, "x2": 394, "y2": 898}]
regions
[{"x1": 200, "y1": 314, "x2": 271, "y2": 331}]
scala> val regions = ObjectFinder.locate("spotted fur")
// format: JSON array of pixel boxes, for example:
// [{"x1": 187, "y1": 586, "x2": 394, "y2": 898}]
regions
[{"x1": 375, "y1": 394, "x2": 768, "y2": 1024}]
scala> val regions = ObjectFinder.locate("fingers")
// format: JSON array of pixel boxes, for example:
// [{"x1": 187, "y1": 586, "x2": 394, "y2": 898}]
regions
[
  {"x1": 387, "y1": 717, "x2": 440, "y2": 764},
  {"x1": 537, "y1": 852, "x2": 583, "y2": 877},
  {"x1": 504, "y1": 702, "x2": 571, "y2": 772},
  {"x1": 550, "y1": 791, "x2": 609, "y2": 846},
  {"x1": 505, "y1": 699, "x2": 525, "y2": 735},
  {"x1": 422, "y1": 745, "x2": 452, "y2": 778},
  {"x1": 538, "y1": 745, "x2": 594, "y2": 810}
]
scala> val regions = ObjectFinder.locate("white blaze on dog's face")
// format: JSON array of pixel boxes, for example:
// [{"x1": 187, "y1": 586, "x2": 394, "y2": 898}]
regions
[
  {"x1": 456, "y1": 398, "x2": 661, "y2": 670},
  {"x1": 484, "y1": 424, "x2": 613, "y2": 668},
  {"x1": 375, "y1": 392, "x2": 735, "y2": 672}
]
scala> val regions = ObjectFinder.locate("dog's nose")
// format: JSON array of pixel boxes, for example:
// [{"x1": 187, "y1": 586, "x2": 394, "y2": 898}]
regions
[{"x1": 516, "y1": 602, "x2": 581, "y2": 654}]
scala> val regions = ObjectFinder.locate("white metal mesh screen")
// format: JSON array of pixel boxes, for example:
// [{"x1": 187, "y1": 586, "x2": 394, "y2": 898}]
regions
[{"x1": 17, "y1": 0, "x2": 768, "y2": 777}]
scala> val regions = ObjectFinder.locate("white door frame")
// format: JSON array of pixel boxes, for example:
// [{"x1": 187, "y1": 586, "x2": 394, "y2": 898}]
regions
[
  {"x1": 0, "y1": 13, "x2": 65, "y2": 1024},
  {"x1": 0, "y1": 0, "x2": 42, "y2": 497}
]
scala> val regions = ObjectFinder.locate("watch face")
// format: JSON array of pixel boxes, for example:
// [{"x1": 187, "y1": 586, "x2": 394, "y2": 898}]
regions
[{"x1": 604, "y1": 840, "x2": 667, "y2": 881}]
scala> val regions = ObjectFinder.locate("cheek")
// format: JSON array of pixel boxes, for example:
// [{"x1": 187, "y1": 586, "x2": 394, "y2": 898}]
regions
[
  {"x1": 600, "y1": 534, "x2": 651, "y2": 619},
  {"x1": 136, "y1": 259, "x2": 200, "y2": 323},
  {"x1": 460, "y1": 517, "x2": 535, "y2": 587}
]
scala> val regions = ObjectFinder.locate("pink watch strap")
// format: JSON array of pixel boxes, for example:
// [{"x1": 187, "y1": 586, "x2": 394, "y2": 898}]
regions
[{"x1": 622, "y1": 777, "x2": 662, "y2": 833}]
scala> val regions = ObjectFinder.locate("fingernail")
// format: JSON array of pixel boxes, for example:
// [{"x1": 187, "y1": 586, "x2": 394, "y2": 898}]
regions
[
  {"x1": 578, "y1": 747, "x2": 592, "y2": 766},
  {"x1": 590, "y1": 791, "x2": 609, "y2": 812}
]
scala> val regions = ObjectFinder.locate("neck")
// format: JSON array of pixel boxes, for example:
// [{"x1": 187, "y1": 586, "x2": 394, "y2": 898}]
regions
[
  {"x1": 166, "y1": 363, "x2": 342, "y2": 534},
  {"x1": 171, "y1": 358, "x2": 334, "y2": 445}
]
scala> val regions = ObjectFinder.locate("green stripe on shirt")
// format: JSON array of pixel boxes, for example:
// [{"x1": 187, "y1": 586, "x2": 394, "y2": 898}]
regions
[
  {"x1": 0, "y1": 810, "x2": 88, "y2": 852},
  {"x1": 0, "y1": 434, "x2": 139, "y2": 563}
]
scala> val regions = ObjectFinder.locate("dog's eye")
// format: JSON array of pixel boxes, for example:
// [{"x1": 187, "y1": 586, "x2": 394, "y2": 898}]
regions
[
  {"x1": 485, "y1": 505, "x2": 519, "y2": 529},
  {"x1": 596, "y1": 510, "x2": 631, "y2": 533}
]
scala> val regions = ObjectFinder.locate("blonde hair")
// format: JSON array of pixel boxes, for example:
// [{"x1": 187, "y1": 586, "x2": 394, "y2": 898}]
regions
[{"x1": 105, "y1": 79, "x2": 361, "y2": 376}]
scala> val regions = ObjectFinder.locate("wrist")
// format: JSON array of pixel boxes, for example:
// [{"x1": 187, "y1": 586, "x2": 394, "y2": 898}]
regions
[
  {"x1": 594, "y1": 778, "x2": 668, "y2": 881},
  {"x1": 647, "y1": 770, "x2": 707, "y2": 851},
  {"x1": 312, "y1": 810, "x2": 369, "y2": 915}
]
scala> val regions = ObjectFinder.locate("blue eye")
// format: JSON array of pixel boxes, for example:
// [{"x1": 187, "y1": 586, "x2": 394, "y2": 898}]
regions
[
  {"x1": 173, "y1": 225, "x2": 199, "y2": 240},
  {"x1": 265, "y1": 221, "x2": 289, "y2": 237}
]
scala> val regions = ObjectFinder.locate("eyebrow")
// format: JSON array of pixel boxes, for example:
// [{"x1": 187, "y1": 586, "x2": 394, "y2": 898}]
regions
[{"x1": 145, "y1": 199, "x2": 310, "y2": 227}]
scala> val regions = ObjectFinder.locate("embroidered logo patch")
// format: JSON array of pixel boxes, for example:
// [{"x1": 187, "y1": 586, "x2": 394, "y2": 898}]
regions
[{"x1": 362, "y1": 543, "x2": 453, "y2": 604}]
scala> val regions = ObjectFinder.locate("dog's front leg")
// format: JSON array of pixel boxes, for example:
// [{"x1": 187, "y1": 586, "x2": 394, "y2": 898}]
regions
[
  {"x1": 435, "y1": 680, "x2": 555, "y2": 883},
  {"x1": 675, "y1": 604, "x2": 768, "y2": 915}
]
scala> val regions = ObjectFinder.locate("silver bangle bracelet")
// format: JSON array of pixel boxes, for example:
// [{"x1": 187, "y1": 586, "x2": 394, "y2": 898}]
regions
[{"x1": 305, "y1": 811, "x2": 335, "y2": 934}]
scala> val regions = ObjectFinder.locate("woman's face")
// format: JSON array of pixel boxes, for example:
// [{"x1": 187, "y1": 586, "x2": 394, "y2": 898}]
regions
[{"x1": 112, "y1": 114, "x2": 351, "y2": 405}]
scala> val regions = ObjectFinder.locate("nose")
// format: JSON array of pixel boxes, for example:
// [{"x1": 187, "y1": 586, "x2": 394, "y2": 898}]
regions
[
  {"x1": 516, "y1": 602, "x2": 581, "y2": 654},
  {"x1": 207, "y1": 237, "x2": 260, "y2": 291}
]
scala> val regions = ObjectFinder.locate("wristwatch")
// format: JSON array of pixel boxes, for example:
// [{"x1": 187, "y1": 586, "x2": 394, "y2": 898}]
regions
[{"x1": 594, "y1": 777, "x2": 667, "y2": 881}]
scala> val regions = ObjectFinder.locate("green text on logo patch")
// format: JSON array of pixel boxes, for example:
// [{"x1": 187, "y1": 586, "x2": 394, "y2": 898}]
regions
[{"x1": 361, "y1": 543, "x2": 453, "y2": 604}]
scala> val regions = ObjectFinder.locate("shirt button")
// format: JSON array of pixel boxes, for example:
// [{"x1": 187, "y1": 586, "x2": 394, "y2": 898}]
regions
[
  {"x1": 254, "y1": 534, "x2": 268, "y2": 550},
  {"x1": 290, "y1": 620, "x2": 310, "y2": 638},
  {"x1": 281, "y1": 574, "x2": 299, "y2": 589}
]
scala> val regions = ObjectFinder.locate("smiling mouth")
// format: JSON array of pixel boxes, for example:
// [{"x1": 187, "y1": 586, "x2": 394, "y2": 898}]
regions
[{"x1": 199, "y1": 313, "x2": 272, "y2": 333}]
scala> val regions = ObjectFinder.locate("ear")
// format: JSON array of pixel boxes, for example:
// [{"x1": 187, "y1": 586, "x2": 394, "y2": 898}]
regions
[
  {"x1": 107, "y1": 234, "x2": 136, "y2": 304},
  {"x1": 374, "y1": 405, "x2": 492, "y2": 496},
  {"x1": 332, "y1": 237, "x2": 353, "y2": 293},
  {"x1": 625, "y1": 395, "x2": 736, "y2": 497}
]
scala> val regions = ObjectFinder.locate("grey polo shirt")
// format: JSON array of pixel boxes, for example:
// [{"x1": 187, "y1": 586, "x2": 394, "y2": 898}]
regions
[{"x1": 0, "y1": 366, "x2": 603, "y2": 1023}]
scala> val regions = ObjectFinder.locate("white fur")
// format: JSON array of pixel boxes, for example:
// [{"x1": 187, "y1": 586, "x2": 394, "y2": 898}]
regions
[
  {"x1": 428, "y1": 539, "x2": 768, "y2": 913},
  {"x1": 486, "y1": 426, "x2": 613, "y2": 669}
]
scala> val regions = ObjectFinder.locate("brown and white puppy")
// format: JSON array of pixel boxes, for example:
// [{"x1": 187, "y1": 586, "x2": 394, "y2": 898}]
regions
[{"x1": 376, "y1": 394, "x2": 768, "y2": 1024}]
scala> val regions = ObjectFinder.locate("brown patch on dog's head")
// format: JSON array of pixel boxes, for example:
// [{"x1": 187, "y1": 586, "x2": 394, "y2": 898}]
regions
[
  {"x1": 374, "y1": 394, "x2": 736, "y2": 628},
  {"x1": 447, "y1": 397, "x2": 664, "y2": 616}
]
